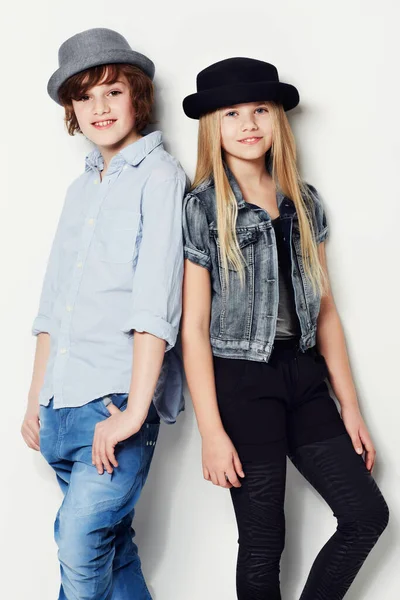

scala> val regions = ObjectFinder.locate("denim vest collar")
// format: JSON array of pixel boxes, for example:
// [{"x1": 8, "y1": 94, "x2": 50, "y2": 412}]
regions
[{"x1": 223, "y1": 162, "x2": 296, "y2": 218}]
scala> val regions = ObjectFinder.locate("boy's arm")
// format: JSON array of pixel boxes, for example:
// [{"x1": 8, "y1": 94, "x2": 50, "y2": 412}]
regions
[
  {"x1": 22, "y1": 192, "x2": 68, "y2": 450},
  {"x1": 92, "y1": 173, "x2": 186, "y2": 474},
  {"x1": 122, "y1": 174, "x2": 186, "y2": 351},
  {"x1": 125, "y1": 332, "x2": 166, "y2": 424},
  {"x1": 32, "y1": 192, "x2": 69, "y2": 337},
  {"x1": 21, "y1": 333, "x2": 51, "y2": 451},
  {"x1": 124, "y1": 173, "x2": 186, "y2": 414}
]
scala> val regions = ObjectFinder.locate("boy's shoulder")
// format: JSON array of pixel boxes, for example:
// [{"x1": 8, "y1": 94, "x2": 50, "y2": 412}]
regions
[{"x1": 145, "y1": 145, "x2": 188, "y2": 190}]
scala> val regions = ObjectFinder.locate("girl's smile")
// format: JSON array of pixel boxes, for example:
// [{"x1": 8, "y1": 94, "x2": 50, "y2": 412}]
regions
[{"x1": 237, "y1": 136, "x2": 263, "y2": 145}]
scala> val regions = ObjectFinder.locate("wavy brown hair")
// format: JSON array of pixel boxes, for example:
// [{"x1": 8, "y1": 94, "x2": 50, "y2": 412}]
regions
[
  {"x1": 58, "y1": 63, "x2": 154, "y2": 136},
  {"x1": 192, "y1": 102, "x2": 327, "y2": 296}
]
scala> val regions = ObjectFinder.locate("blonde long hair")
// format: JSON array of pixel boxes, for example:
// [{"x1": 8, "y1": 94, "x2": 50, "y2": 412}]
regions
[{"x1": 192, "y1": 102, "x2": 327, "y2": 296}]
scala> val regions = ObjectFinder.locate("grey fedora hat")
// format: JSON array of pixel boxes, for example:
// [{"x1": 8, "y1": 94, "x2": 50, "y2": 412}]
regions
[{"x1": 48, "y1": 28, "x2": 155, "y2": 105}]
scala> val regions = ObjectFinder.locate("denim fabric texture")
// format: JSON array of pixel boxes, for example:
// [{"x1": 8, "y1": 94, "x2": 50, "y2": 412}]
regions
[
  {"x1": 183, "y1": 164, "x2": 328, "y2": 362},
  {"x1": 40, "y1": 393, "x2": 159, "y2": 599}
]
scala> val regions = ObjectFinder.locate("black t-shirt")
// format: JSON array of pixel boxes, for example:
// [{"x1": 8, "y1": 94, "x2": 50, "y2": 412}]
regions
[{"x1": 271, "y1": 216, "x2": 301, "y2": 339}]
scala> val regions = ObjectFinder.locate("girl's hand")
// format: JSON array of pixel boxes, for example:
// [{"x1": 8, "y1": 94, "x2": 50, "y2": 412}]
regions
[
  {"x1": 21, "y1": 400, "x2": 40, "y2": 451},
  {"x1": 92, "y1": 403, "x2": 142, "y2": 475},
  {"x1": 202, "y1": 430, "x2": 245, "y2": 488},
  {"x1": 341, "y1": 405, "x2": 376, "y2": 472}
]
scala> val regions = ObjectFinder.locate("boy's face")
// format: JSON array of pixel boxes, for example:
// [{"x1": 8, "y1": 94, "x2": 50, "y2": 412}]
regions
[{"x1": 72, "y1": 74, "x2": 138, "y2": 148}]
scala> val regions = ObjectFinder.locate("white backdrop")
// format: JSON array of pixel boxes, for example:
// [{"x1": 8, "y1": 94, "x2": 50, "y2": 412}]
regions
[{"x1": 2, "y1": 1, "x2": 399, "y2": 598}]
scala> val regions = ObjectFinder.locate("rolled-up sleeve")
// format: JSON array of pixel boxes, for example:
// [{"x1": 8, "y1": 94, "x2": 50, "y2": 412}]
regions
[
  {"x1": 182, "y1": 194, "x2": 211, "y2": 270},
  {"x1": 32, "y1": 209, "x2": 64, "y2": 336},
  {"x1": 306, "y1": 184, "x2": 329, "y2": 244},
  {"x1": 122, "y1": 173, "x2": 186, "y2": 350}
]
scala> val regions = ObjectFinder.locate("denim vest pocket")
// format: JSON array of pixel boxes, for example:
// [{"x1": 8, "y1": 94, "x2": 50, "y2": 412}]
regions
[
  {"x1": 210, "y1": 227, "x2": 260, "y2": 344},
  {"x1": 96, "y1": 209, "x2": 140, "y2": 263}
]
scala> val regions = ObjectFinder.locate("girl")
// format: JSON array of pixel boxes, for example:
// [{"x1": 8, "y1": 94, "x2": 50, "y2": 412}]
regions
[{"x1": 181, "y1": 57, "x2": 389, "y2": 600}]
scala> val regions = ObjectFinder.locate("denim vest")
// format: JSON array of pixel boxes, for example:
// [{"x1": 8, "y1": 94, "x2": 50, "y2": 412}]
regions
[{"x1": 182, "y1": 169, "x2": 328, "y2": 362}]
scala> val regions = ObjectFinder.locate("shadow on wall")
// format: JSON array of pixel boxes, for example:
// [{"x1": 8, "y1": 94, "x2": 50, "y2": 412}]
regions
[{"x1": 133, "y1": 381, "x2": 195, "y2": 598}]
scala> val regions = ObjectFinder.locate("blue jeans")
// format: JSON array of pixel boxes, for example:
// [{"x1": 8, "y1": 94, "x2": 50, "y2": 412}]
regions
[{"x1": 39, "y1": 394, "x2": 160, "y2": 600}]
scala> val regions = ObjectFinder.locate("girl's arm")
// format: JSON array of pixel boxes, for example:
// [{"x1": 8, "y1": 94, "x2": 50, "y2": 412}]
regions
[
  {"x1": 181, "y1": 259, "x2": 244, "y2": 488},
  {"x1": 21, "y1": 332, "x2": 51, "y2": 451},
  {"x1": 316, "y1": 242, "x2": 376, "y2": 472}
]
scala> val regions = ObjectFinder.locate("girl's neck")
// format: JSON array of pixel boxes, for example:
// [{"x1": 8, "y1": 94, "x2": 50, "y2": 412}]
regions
[
  {"x1": 224, "y1": 151, "x2": 278, "y2": 217},
  {"x1": 224, "y1": 153, "x2": 272, "y2": 189}
]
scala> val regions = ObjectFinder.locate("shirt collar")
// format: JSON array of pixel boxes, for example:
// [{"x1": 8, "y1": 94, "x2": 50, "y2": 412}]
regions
[
  {"x1": 85, "y1": 147, "x2": 104, "y2": 172},
  {"x1": 85, "y1": 130, "x2": 163, "y2": 174}
]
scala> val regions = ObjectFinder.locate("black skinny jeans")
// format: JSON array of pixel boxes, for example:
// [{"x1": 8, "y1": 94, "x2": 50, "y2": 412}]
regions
[{"x1": 214, "y1": 341, "x2": 389, "y2": 600}]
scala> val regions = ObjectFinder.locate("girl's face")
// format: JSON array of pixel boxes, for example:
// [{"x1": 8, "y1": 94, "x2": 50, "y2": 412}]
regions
[
  {"x1": 72, "y1": 74, "x2": 138, "y2": 149},
  {"x1": 220, "y1": 101, "x2": 273, "y2": 162}
]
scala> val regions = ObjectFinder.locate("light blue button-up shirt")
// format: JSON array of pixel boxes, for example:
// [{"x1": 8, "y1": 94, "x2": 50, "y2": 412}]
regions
[{"x1": 32, "y1": 131, "x2": 187, "y2": 423}]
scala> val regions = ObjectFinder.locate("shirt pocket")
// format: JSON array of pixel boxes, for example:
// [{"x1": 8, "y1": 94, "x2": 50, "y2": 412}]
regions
[{"x1": 96, "y1": 209, "x2": 141, "y2": 263}]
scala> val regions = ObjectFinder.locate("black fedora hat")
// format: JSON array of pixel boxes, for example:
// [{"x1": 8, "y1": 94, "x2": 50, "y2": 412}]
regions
[{"x1": 183, "y1": 57, "x2": 299, "y2": 119}]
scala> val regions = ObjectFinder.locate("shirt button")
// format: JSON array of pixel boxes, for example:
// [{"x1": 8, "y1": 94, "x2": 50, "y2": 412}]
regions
[
  {"x1": 94, "y1": 179, "x2": 99, "y2": 185},
  {"x1": 88, "y1": 218, "x2": 94, "y2": 226},
  {"x1": 77, "y1": 261, "x2": 83, "y2": 268},
  {"x1": 66, "y1": 305, "x2": 73, "y2": 312},
  {"x1": 123, "y1": 165, "x2": 128, "y2": 171},
  {"x1": 60, "y1": 348, "x2": 67, "y2": 355}
]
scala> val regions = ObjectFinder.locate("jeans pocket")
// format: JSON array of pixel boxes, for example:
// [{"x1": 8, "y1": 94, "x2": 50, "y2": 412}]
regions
[
  {"x1": 141, "y1": 423, "x2": 160, "y2": 485},
  {"x1": 101, "y1": 393, "x2": 129, "y2": 416},
  {"x1": 143, "y1": 422, "x2": 160, "y2": 447}
]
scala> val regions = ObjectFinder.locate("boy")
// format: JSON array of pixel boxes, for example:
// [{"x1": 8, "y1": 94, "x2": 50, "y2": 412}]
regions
[{"x1": 21, "y1": 28, "x2": 186, "y2": 599}]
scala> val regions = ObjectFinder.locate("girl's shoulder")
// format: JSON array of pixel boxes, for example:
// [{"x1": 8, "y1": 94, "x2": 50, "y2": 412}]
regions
[
  {"x1": 183, "y1": 177, "x2": 217, "y2": 225},
  {"x1": 303, "y1": 182, "x2": 326, "y2": 211},
  {"x1": 302, "y1": 183, "x2": 329, "y2": 243}
]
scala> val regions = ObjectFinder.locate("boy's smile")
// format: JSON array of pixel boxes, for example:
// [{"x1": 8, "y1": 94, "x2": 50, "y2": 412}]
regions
[{"x1": 92, "y1": 118, "x2": 118, "y2": 130}]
